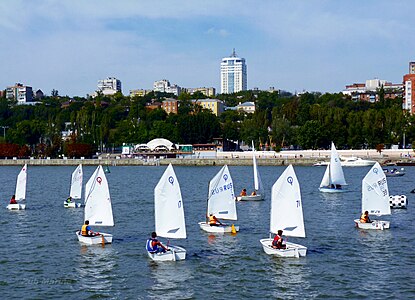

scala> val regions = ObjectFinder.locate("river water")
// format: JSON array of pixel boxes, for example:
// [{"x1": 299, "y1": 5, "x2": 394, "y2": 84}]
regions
[{"x1": 0, "y1": 165, "x2": 414, "y2": 299}]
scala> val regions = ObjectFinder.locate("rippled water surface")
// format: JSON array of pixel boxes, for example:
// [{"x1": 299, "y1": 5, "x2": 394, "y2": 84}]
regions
[{"x1": 1, "y1": 164, "x2": 414, "y2": 299}]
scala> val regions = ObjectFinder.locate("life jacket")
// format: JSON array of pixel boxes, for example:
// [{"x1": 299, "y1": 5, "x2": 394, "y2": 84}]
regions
[
  {"x1": 272, "y1": 235, "x2": 282, "y2": 246},
  {"x1": 360, "y1": 213, "x2": 368, "y2": 223},
  {"x1": 81, "y1": 224, "x2": 89, "y2": 236},
  {"x1": 10, "y1": 198, "x2": 17, "y2": 204},
  {"x1": 209, "y1": 215, "x2": 217, "y2": 225},
  {"x1": 241, "y1": 191, "x2": 247, "y2": 196},
  {"x1": 146, "y1": 238, "x2": 158, "y2": 252}
]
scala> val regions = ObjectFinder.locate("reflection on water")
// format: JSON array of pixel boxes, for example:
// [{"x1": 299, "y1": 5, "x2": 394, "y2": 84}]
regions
[
  {"x1": 75, "y1": 245, "x2": 118, "y2": 297},
  {"x1": 147, "y1": 261, "x2": 194, "y2": 299}
]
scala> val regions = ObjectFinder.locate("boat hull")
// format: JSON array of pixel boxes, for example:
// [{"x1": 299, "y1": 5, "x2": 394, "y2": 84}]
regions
[
  {"x1": 76, "y1": 231, "x2": 113, "y2": 244},
  {"x1": 147, "y1": 245, "x2": 186, "y2": 261},
  {"x1": 7, "y1": 203, "x2": 26, "y2": 210},
  {"x1": 319, "y1": 187, "x2": 346, "y2": 193},
  {"x1": 64, "y1": 201, "x2": 82, "y2": 208},
  {"x1": 260, "y1": 238, "x2": 307, "y2": 257},
  {"x1": 236, "y1": 194, "x2": 264, "y2": 201},
  {"x1": 198, "y1": 222, "x2": 239, "y2": 233},
  {"x1": 354, "y1": 219, "x2": 390, "y2": 230}
]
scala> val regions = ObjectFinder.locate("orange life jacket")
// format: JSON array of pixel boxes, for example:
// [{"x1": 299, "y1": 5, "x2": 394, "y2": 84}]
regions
[
  {"x1": 360, "y1": 213, "x2": 368, "y2": 223},
  {"x1": 81, "y1": 224, "x2": 89, "y2": 236},
  {"x1": 209, "y1": 215, "x2": 217, "y2": 225}
]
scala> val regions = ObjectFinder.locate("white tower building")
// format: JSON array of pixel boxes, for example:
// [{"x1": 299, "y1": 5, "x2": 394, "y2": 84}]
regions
[
  {"x1": 97, "y1": 77, "x2": 122, "y2": 95},
  {"x1": 220, "y1": 49, "x2": 247, "y2": 94}
]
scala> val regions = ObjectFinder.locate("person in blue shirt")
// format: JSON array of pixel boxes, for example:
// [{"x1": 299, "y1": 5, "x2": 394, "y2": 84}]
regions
[
  {"x1": 80, "y1": 220, "x2": 97, "y2": 236},
  {"x1": 146, "y1": 232, "x2": 167, "y2": 254}
]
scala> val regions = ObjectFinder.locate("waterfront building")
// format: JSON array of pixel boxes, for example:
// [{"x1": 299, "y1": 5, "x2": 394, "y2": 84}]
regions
[
  {"x1": 162, "y1": 98, "x2": 179, "y2": 114},
  {"x1": 153, "y1": 79, "x2": 181, "y2": 96},
  {"x1": 342, "y1": 79, "x2": 403, "y2": 102},
  {"x1": 220, "y1": 49, "x2": 247, "y2": 94},
  {"x1": 186, "y1": 87, "x2": 216, "y2": 97},
  {"x1": 130, "y1": 89, "x2": 152, "y2": 97},
  {"x1": 6, "y1": 83, "x2": 33, "y2": 104},
  {"x1": 193, "y1": 98, "x2": 224, "y2": 116},
  {"x1": 403, "y1": 74, "x2": 415, "y2": 114},
  {"x1": 97, "y1": 77, "x2": 122, "y2": 96}
]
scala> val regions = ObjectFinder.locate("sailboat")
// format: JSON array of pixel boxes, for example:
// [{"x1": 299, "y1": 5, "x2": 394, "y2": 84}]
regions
[
  {"x1": 319, "y1": 142, "x2": 347, "y2": 193},
  {"x1": 354, "y1": 162, "x2": 391, "y2": 230},
  {"x1": 76, "y1": 165, "x2": 114, "y2": 244},
  {"x1": 7, "y1": 164, "x2": 27, "y2": 210},
  {"x1": 64, "y1": 164, "x2": 83, "y2": 208},
  {"x1": 236, "y1": 141, "x2": 265, "y2": 201},
  {"x1": 260, "y1": 164, "x2": 307, "y2": 257},
  {"x1": 198, "y1": 165, "x2": 239, "y2": 233},
  {"x1": 147, "y1": 164, "x2": 187, "y2": 261}
]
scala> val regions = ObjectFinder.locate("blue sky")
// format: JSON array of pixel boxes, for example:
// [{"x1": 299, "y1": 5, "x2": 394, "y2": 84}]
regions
[{"x1": 1, "y1": 0, "x2": 414, "y2": 97}]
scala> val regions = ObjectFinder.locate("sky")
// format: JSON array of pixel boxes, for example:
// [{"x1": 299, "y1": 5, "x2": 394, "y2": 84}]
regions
[{"x1": 1, "y1": 0, "x2": 415, "y2": 97}]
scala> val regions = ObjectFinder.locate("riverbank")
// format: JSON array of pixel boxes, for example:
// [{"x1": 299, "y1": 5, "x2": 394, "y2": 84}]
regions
[{"x1": 0, "y1": 148, "x2": 413, "y2": 166}]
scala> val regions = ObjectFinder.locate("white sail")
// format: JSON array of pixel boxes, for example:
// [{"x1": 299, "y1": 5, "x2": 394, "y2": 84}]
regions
[
  {"x1": 362, "y1": 162, "x2": 390, "y2": 216},
  {"x1": 15, "y1": 164, "x2": 27, "y2": 201},
  {"x1": 155, "y1": 164, "x2": 186, "y2": 239},
  {"x1": 84, "y1": 165, "x2": 114, "y2": 226},
  {"x1": 207, "y1": 165, "x2": 237, "y2": 220},
  {"x1": 252, "y1": 141, "x2": 264, "y2": 193},
  {"x1": 270, "y1": 165, "x2": 305, "y2": 238},
  {"x1": 70, "y1": 164, "x2": 83, "y2": 199},
  {"x1": 330, "y1": 142, "x2": 347, "y2": 185},
  {"x1": 319, "y1": 164, "x2": 330, "y2": 188}
]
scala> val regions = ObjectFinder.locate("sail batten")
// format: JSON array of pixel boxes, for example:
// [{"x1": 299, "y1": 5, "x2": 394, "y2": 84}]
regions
[
  {"x1": 155, "y1": 164, "x2": 186, "y2": 239},
  {"x1": 84, "y1": 166, "x2": 114, "y2": 227},
  {"x1": 207, "y1": 165, "x2": 237, "y2": 221},
  {"x1": 270, "y1": 165, "x2": 305, "y2": 238},
  {"x1": 362, "y1": 162, "x2": 391, "y2": 216}
]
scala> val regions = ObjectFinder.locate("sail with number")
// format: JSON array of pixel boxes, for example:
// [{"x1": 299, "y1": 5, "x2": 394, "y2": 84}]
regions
[
  {"x1": 70, "y1": 164, "x2": 83, "y2": 199},
  {"x1": 84, "y1": 165, "x2": 114, "y2": 226},
  {"x1": 15, "y1": 164, "x2": 27, "y2": 201},
  {"x1": 270, "y1": 165, "x2": 305, "y2": 238},
  {"x1": 362, "y1": 162, "x2": 390, "y2": 216},
  {"x1": 155, "y1": 164, "x2": 186, "y2": 239},
  {"x1": 207, "y1": 165, "x2": 237, "y2": 220}
]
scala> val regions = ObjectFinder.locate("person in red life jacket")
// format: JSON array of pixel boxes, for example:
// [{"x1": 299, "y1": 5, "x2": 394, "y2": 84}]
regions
[
  {"x1": 239, "y1": 189, "x2": 247, "y2": 196},
  {"x1": 146, "y1": 232, "x2": 167, "y2": 254},
  {"x1": 80, "y1": 220, "x2": 98, "y2": 237},
  {"x1": 208, "y1": 213, "x2": 223, "y2": 226},
  {"x1": 272, "y1": 230, "x2": 287, "y2": 249},
  {"x1": 9, "y1": 195, "x2": 17, "y2": 204}
]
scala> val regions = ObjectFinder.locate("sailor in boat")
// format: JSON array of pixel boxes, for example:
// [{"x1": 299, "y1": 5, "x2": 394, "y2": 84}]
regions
[
  {"x1": 146, "y1": 232, "x2": 168, "y2": 254},
  {"x1": 239, "y1": 189, "x2": 247, "y2": 196},
  {"x1": 272, "y1": 230, "x2": 287, "y2": 249},
  {"x1": 251, "y1": 190, "x2": 257, "y2": 196},
  {"x1": 359, "y1": 211, "x2": 372, "y2": 223},
  {"x1": 65, "y1": 196, "x2": 72, "y2": 204},
  {"x1": 9, "y1": 194, "x2": 17, "y2": 204},
  {"x1": 79, "y1": 220, "x2": 99, "y2": 237},
  {"x1": 208, "y1": 213, "x2": 223, "y2": 227}
]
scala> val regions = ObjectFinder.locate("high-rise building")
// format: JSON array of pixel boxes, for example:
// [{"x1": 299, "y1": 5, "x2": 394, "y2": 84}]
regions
[
  {"x1": 153, "y1": 79, "x2": 181, "y2": 96},
  {"x1": 403, "y1": 74, "x2": 415, "y2": 114},
  {"x1": 6, "y1": 83, "x2": 33, "y2": 104},
  {"x1": 409, "y1": 62, "x2": 415, "y2": 75},
  {"x1": 220, "y1": 49, "x2": 247, "y2": 94},
  {"x1": 97, "y1": 77, "x2": 122, "y2": 95}
]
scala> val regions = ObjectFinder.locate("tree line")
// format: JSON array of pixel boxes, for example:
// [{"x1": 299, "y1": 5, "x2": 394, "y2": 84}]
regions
[{"x1": 0, "y1": 87, "x2": 412, "y2": 158}]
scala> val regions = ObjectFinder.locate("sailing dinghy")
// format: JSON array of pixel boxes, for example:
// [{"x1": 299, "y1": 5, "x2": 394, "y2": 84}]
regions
[
  {"x1": 319, "y1": 142, "x2": 347, "y2": 193},
  {"x1": 64, "y1": 164, "x2": 83, "y2": 208},
  {"x1": 76, "y1": 165, "x2": 114, "y2": 244},
  {"x1": 236, "y1": 141, "x2": 265, "y2": 201},
  {"x1": 198, "y1": 165, "x2": 239, "y2": 233},
  {"x1": 7, "y1": 164, "x2": 27, "y2": 210},
  {"x1": 354, "y1": 162, "x2": 391, "y2": 230},
  {"x1": 260, "y1": 165, "x2": 307, "y2": 257},
  {"x1": 147, "y1": 164, "x2": 187, "y2": 261}
]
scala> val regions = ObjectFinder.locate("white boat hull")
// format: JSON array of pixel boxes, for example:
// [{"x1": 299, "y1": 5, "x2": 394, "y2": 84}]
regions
[
  {"x1": 64, "y1": 201, "x2": 82, "y2": 208},
  {"x1": 198, "y1": 222, "x2": 239, "y2": 233},
  {"x1": 236, "y1": 194, "x2": 264, "y2": 201},
  {"x1": 354, "y1": 219, "x2": 390, "y2": 230},
  {"x1": 147, "y1": 245, "x2": 186, "y2": 261},
  {"x1": 7, "y1": 203, "x2": 26, "y2": 210},
  {"x1": 260, "y1": 238, "x2": 307, "y2": 257},
  {"x1": 76, "y1": 231, "x2": 113, "y2": 244},
  {"x1": 319, "y1": 187, "x2": 346, "y2": 193}
]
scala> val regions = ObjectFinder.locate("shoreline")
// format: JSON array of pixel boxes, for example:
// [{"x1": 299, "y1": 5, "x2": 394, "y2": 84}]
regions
[{"x1": 0, "y1": 148, "x2": 413, "y2": 166}]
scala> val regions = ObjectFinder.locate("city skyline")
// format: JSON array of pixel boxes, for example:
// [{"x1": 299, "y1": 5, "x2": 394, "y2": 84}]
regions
[{"x1": 1, "y1": 0, "x2": 415, "y2": 97}]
